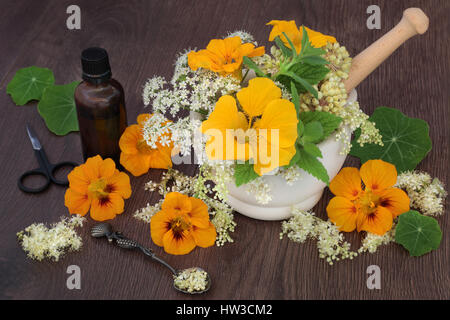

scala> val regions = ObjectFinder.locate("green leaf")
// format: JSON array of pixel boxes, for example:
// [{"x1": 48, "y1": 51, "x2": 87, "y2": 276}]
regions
[
  {"x1": 297, "y1": 120, "x2": 305, "y2": 137},
  {"x1": 6, "y1": 66, "x2": 55, "y2": 105},
  {"x1": 301, "y1": 55, "x2": 328, "y2": 65},
  {"x1": 295, "y1": 147, "x2": 329, "y2": 184},
  {"x1": 277, "y1": 63, "x2": 328, "y2": 99},
  {"x1": 350, "y1": 107, "x2": 432, "y2": 173},
  {"x1": 243, "y1": 56, "x2": 267, "y2": 78},
  {"x1": 290, "y1": 81, "x2": 300, "y2": 115},
  {"x1": 298, "y1": 26, "x2": 326, "y2": 58},
  {"x1": 289, "y1": 63, "x2": 329, "y2": 85},
  {"x1": 303, "y1": 142, "x2": 322, "y2": 158},
  {"x1": 282, "y1": 72, "x2": 318, "y2": 98},
  {"x1": 395, "y1": 210, "x2": 442, "y2": 256},
  {"x1": 274, "y1": 36, "x2": 292, "y2": 58},
  {"x1": 303, "y1": 121, "x2": 323, "y2": 143},
  {"x1": 300, "y1": 111, "x2": 342, "y2": 142},
  {"x1": 288, "y1": 146, "x2": 301, "y2": 167},
  {"x1": 299, "y1": 26, "x2": 309, "y2": 56},
  {"x1": 282, "y1": 32, "x2": 297, "y2": 57},
  {"x1": 37, "y1": 81, "x2": 80, "y2": 136},
  {"x1": 234, "y1": 161, "x2": 259, "y2": 187},
  {"x1": 301, "y1": 43, "x2": 326, "y2": 58}
]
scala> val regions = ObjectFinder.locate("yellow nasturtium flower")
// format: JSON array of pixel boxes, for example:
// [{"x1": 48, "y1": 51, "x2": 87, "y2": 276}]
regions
[
  {"x1": 267, "y1": 20, "x2": 336, "y2": 53},
  {"x1": 201, "y1": 78, "x2": 298, "y2": 175},
  {"x1": 187, "y1": 36, "x2": 264, "y2": 79}
]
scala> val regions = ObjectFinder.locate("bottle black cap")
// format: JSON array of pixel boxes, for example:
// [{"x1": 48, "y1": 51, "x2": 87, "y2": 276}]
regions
[{"x1": 81, "y1": 47, "x2": 112, "y2": 81}]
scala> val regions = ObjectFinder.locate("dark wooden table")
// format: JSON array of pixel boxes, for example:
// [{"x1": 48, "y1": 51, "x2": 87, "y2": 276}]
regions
[{"x1": 0, "y1": 0, "x2": 448, "y2": 300}]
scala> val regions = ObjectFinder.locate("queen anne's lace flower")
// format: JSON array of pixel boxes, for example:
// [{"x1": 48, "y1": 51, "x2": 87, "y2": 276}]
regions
[{"x1": 226, "y1": 30, "x2": 257, "y2": 45}]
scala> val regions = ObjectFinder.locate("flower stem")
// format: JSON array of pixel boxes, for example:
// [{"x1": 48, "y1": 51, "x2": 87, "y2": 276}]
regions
[{"x1": 240, "y1": 69, "x2": 250, "y2": 85}]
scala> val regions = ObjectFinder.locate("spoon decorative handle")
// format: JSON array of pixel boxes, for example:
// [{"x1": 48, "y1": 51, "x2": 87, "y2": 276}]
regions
[
  {"x1": 344, "y1": 8, "x2": 429, "y2": 93},
  {"x1": 90, "y1": 223, "x2": 178, "y2": 275},
  {"x1": 115, "y1": 237, "x2": 176, "y2": 272}
]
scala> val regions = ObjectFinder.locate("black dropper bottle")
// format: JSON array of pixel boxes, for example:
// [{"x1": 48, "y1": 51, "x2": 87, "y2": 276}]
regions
[{"x1": 74, "y1": 47, "x2": 127, "y2": 166}]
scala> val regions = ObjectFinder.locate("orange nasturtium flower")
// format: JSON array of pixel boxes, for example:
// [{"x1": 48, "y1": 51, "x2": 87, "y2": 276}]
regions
[
  {"x1": 267, "y1": 20, "x2": 336, "y2": 53},
  {"x1": 200, "y1": 77, "x2": 298, "y2": 176},
  {"x1": 150, "y1": 192, "x2": 217, "y2": 255},
  {"x1": 119, "y1": 114, "x2": 173, "y2": 177},
  {"x1": 65, "y1": 155, "x2": 132, "y2": 221},
  {"x1": 187, "y1": 36, "x2": 265, "y2": 79},
  {"x1": 326, "y1": 159, "x2": 410, "y2": 235}
]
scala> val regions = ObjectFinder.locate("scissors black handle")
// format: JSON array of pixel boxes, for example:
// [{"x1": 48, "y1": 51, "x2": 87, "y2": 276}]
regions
[{"x1": 18, "y1": 147, "x2": 78, "y2": 194}]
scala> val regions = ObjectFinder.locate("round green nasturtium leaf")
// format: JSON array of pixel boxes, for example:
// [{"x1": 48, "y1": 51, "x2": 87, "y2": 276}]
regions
[
  {"x1": 395, "y1": 210, "x2": 442, "y2": 257},
  {"x1": 37, "y1": 81, "x2": 80, "y2": 136},
  {"x1": 6, "y1": 66, "x2": 55, "y2": 105},
  {"x1": 350, "y1": 107, "x2": 432, "y2": 173}
]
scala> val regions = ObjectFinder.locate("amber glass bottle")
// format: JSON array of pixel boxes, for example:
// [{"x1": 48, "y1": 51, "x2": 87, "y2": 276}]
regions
[{"x1": 74, "y1": 47, "x2": 127, "y2": 166}]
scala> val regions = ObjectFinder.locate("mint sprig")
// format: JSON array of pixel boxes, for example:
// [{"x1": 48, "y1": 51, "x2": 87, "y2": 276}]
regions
[
  {"x1": 273, "y1": 27, "x2": 329, "y2": 98},
  {"x1": 286, "y1": 83, "x2": 335, "y2": 184}
]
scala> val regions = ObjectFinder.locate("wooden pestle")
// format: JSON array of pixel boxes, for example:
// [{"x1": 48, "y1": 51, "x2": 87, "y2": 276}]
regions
[{"x1": 344, "y1": 8, "x2": 429, "y2": 93}]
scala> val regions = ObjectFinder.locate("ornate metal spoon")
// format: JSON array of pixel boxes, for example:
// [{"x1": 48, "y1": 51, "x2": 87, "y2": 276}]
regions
[{"x1": 91, "y1": 223, "x2": 211, "y2": 295}]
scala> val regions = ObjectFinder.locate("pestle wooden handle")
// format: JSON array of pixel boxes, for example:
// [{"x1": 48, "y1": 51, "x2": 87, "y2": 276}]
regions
[{"x1": 343, "y1": 8, "x2": 429, "y2": 93}]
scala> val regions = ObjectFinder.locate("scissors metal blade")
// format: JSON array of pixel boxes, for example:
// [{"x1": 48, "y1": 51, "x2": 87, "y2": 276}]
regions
[{"x1": 26, "y1": 124, "x2": 42, "y2": 150}]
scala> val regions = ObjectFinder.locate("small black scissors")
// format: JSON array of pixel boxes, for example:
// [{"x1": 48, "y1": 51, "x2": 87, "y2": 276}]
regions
[{"x1": 18, "y1": 124, "x2": 78, "y2": 193}]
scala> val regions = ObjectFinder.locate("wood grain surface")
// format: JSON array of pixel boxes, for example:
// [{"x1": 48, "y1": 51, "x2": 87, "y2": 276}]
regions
[{"x1": 0, "y1": 0, "x2": 448, "y2": 300}]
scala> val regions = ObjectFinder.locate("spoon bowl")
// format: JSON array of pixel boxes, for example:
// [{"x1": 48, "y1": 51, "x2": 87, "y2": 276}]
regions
[
  {"x1": 90, "y1": 223, "x2": 113, "y2": 238},
  {"x1": 173, "y1": 267, "x2": 211, "y2": 295}
]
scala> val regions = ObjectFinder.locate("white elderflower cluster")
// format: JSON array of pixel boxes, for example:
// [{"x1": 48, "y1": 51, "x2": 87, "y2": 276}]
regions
[
  {"x1": 253, "y1": 50, "x2": 280, "y2": 76},
  {"x1": 201, "y1": 161, "x2": 235, "y2": 201},
  {"x1": 17, "y1": 216, "x2": 85, "y2": 261},
  {"x1": 280, "y1": 208, "x2": 358, "y2": 265},
  {"x1": 277, "y1": 166, "x2": 302, "y2": 185},
  {"x1": 193, "y1": 164, "x2": 236, "y2": 246},
  {"x1": 133, "y1": 200, "x2": 164, "y2": 224},
  {"x1": 174, "y1": 268, "x2": 209, "y2": 293},
  {"x1": 395, "y1": 171, "x2": 447, "y2": 216},
  {"x1": 244, "y1": 177, "x2": 272, "y2": 205},
  {"x1": 211, "y1": 209, "x2": 237, "y2": 246},
  {"x1": 334, "y1": 101, "x2": 383, "y2": 154},
  {"x1": 358, "y1": 227, "x2": 396, "y2": 254}
]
